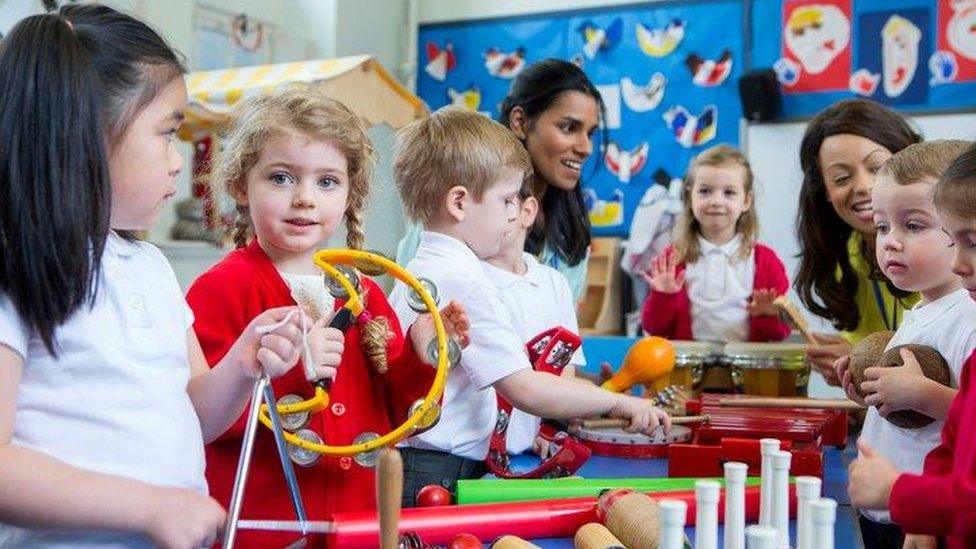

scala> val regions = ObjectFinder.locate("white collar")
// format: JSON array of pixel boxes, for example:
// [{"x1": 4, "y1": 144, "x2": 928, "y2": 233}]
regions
[
  {"x1": 698, "y1": 234, "x2": 742, "y2": 258},
  {"x1": 481, "y1": 252, "x2": 542, "y2": 289},
  {"x1": 904, "y1": 287, "x2": 970, "y2": 331},
  {"x1": 418, "y1": 230, "x2": 483, "y2": 273}
]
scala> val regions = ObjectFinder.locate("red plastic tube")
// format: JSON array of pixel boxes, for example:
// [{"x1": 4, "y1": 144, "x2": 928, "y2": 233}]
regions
[{"x1": 326, "y1": 484, "x2": 793, "y2": 547}]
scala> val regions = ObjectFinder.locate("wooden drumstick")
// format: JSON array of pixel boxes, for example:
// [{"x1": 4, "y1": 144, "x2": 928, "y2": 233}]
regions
[
  {"x1": 772, "y1": 295, "x2": 819, "y2": 346},
  {"x1": 377, "y1": 448, "x2": 403, "y2": 549},
  {"x1": 718, "y1": 397, "x2": 864, "y2": 410},
  {"x1": 491, "y1": 535, "x2": 542, "y2": 548},
  {"x1": 574, "y1": 522, "x2": 626, "y2": 549},
  {"x1": 597, "y1": 490, "x2": 662, "y2": 549},
  {"x1": 581, "y1": 414, "x2": 709, "y2": 430}
]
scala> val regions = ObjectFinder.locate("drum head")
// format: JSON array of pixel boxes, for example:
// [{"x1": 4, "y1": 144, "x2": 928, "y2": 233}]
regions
[{"x1": 576, "y1": 425, "x2": 693, "y2": 458}]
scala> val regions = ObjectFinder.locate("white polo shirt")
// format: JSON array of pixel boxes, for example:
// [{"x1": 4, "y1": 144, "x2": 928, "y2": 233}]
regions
[
  {"x1": 0, "y1": 233, "x2": 206, "y2": 547},
  {"x1": 859, "y1": 287, "x2": 976, "y2": 522},
  {"x1": 390, "y1": 231, "x2": 530, "y2": 460},
  {"x1": 685, "y1": 235, "x2": 754, "y2": 342},
  {"x1": 482, "y1": 253, "x2": 586, "y2": 454}
]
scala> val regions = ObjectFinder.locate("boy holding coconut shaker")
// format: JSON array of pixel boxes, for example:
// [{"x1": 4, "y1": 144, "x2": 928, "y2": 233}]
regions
[{"x1": 836, "y1": 140, "x2": 976, "y2": 548}]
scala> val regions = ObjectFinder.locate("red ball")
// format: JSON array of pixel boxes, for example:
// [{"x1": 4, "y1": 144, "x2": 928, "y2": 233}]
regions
[
  {"x1": 448, "y1": 533, "x2": 483, "y2": 549},
  {"x1": 415, "y1": 484, "x2": 452, "y2": 507}
]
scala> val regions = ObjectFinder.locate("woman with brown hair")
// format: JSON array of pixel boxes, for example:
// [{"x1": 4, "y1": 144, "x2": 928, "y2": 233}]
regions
[{"x1": 795, "y1": 99, "x2": 921, "y2": 384}]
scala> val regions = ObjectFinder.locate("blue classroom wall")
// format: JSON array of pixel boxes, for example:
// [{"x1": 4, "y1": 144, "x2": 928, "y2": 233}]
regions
[
  {"x1": 418, "y1": 0, "x2": 745, "y2": 238},
  {"x1": 419, "y1": 1, "x2": 976, "y2": 241}
]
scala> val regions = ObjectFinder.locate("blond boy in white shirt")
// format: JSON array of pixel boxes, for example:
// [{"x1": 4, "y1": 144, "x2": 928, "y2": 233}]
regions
[{"x1": 389, "y1": 107, "x2": 669, "y2": 506}]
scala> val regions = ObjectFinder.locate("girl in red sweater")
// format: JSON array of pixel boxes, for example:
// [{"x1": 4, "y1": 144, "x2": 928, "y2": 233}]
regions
[
  {"x1": 640, "y1": 144, "x2": 791, "y2": 342},
  {"x1": 848, "y1": 143, "x2": 976, "y2": 549},
  {"x1": 187, "y1": 83, "x2": 467, "y2": 548}
]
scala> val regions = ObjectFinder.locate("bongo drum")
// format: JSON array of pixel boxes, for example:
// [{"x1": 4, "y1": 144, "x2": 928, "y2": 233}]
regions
[
  {"x1": 722, "y1": 342, "x2": 810, "y2": 397},
  {"x1": 668, "y1": 340, "x2": 724, "y2": 395},
  {"x1": 575, "y1": 425, "x2": 693, "y2": 458}
]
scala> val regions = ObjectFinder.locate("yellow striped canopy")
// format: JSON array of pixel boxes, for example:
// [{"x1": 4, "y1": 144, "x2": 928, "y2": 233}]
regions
[{"x1": 179, "y1": 55, "x2": 427, "y2": 140}]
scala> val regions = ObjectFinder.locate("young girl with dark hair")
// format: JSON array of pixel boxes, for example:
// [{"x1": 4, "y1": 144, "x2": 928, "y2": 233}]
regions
[
  {"x1": 398, "y1": 58, "x2": 604, "y2": 300},
  {"x1": 794, "y1": 99, "x2": 922, "y2": 383},
  {"x1": 0, "y1": 6, "x2": 305, "y2": 546}
]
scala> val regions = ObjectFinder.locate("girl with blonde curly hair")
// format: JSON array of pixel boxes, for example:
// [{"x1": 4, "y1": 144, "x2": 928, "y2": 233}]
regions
[{"x1": 186, "y1": 83, "x2": 467, "y2": 547}]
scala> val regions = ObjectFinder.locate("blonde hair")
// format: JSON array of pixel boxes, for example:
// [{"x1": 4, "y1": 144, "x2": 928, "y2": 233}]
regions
[
  {"x1": 933, "y1": 141, "x2": 976, "y2": 219},
  {"x1": 673, "y1": 144, "x2": 758, "y2": 263},
  {"x1": 879, "y1": 139, "x2": 971, "y2": 188},
  {"x1": 393, "y1": 106, "x2": 533, "y2": 224},
  {"x1": 212, "y1": 82, "x2": 376, "y2": 249}
]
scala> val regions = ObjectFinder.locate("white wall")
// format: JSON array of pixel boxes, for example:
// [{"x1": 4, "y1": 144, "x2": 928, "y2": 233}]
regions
[{"x1": 417, "y1": 0, "x2": 663, "y2": 23}]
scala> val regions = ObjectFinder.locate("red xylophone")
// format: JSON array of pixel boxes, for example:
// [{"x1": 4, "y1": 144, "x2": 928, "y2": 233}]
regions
[{"x1": 668, "y1": 394, "x2": 849, "y2": 478}]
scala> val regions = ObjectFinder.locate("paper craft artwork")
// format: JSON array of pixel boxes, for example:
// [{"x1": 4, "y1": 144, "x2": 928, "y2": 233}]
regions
[
  {"x1": 484, "y1": 47, "x2": 526, "y2": 79},
  {"x1": 849, "y1": 68, "x2": 881, "y2": 95},
  {"x1": 636, "y1": 19, "x2": 685, "y2": 58},
  {"x1": 773, "y1": 57, "x2": 802, "y2": 86},
  {"x1": 621, "y1": 73, "x2": 666, "y2": 112},
  {"x1": 585, "y1": 188, "x2": 625, "y2": 228},
  {"x1": 425, "y1": 41, "x2": 456, "y2": 82},
  {"x1": 663, "y1": 105, "x2": 718, "y2": 148},
  {"x1": 929, "y1": 50, "x2": 959, "y2": 85},
  {"x1": 685, "y1": 50, "x2": 733, "y2": 87},
  {"x1": 881, "y1": 15, "x2": 922, "y2": 98},
  {"x1": 604, "y1": 140, "x2": 649, "y2": 183},
  {"x1": 578, "y1": 17, "x2": 624, "y2": 59},
  {"x1": 939, "y1": 0, "x2": 976, "y2": 81},
  {"x1": 782, "y1": 1, "x2": 852, "y2": 92},
  {"x1": 447, "y1": 85, "x2": 481, "y2": 111}
]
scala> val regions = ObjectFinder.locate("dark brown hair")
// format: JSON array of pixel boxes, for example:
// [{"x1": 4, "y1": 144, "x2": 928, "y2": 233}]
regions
[
  {"x1": 0, "y1": 5, "x2": 185, "y2": 354},
  {"x1": 934, "y1": 142, "x2": 976, "y2": 220},
  {"x1": 794, "y1": 99, "x2": 921, "y2": 331}
]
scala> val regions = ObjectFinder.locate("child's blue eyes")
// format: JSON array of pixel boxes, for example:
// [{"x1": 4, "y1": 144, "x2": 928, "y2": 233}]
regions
[{"x1": 268, "y1": 172, "x2": 340, "y2": 189}]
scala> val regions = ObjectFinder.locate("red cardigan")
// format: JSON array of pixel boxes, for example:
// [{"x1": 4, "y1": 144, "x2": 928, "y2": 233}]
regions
[
  {"x1": 186, "y1": 241, "x2": 432, "y2": 548},
  {"x1": 640, "y1": 243, "x2": 791, "y2": 342},
  {"x1": 889, "y1": 350, "x2": 976, "y2": 548}
]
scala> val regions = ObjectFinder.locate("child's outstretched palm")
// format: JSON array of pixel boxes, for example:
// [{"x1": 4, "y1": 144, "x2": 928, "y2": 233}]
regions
[{"x1": 641, "y1": 251, "x2": 685, "y2": 294}]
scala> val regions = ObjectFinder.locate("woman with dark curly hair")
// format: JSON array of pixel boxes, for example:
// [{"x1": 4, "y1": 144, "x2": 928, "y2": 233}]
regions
[{"x1": 795, "y1": 99, "x2": 921, "y2": 385}]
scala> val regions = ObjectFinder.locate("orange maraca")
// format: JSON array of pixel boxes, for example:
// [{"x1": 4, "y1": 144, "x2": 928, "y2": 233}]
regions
[{"x1": 601, "y1": 336, "x2": 675, "y2": 393}]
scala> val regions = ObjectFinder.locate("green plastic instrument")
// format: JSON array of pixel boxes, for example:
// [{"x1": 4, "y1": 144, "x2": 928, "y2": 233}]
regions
[{"x1": 456, "y1": 476, "x2": 764, "y2": 505}]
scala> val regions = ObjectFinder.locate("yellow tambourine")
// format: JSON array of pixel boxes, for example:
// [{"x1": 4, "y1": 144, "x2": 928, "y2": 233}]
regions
[{"x1": 256, "y1": 249, "x2": 449, "y2": 460}]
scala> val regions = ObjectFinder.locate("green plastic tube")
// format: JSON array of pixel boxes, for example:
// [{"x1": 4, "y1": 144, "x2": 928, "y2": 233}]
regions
[{"x1": 456, "y1": 476, "x2": 764, "y2": 505}]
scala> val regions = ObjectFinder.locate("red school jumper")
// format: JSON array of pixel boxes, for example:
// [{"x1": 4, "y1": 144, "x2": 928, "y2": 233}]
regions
[
  {"x1": 640, "y1": 243, "x2": 791, "y2": 342},
  {"x1": 186, "y1": 241, "x2": 433, "y2": 548},
  {"x1": 888, "y1": 350, "x2": 976, "y2": 548}
]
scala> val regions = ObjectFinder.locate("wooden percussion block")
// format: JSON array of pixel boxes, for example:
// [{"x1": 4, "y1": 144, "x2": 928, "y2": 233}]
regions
[{"x1": 574, "y1": 522, "x2": 626, "y2": 549}]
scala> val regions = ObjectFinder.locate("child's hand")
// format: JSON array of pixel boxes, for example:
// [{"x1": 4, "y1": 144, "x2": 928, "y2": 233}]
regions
[
  {"x1": 834, "y1": 355, "x2": 866, "y2": 406},
  {"x1": 903, "y1": 534, "x2": 938, "y2": 549},
  {"x1": 409, "y1": 300, "x2": 471, "y2": 361},
  {"x1": 607, "y1": 394, "x2": 672, "y2": 435},
  {"x1": 747, "y1": 288, "x2": 780, "y2": 317},
  {"x1": 640, "y1": 251, "x2": 685, "y2": 294},
  {"x1": 861, "y1": 348, "x2": 925, "y2": 415},
  {"x1": 233, "y1": 307, "x2": 304, "y2": 379},
  {"x1": 305, "y1": 317, "x2": 345, "y2": 382},
  {"x1": 144, "y1": 486, "x2": 225, "y2": 549},
  {"x1": 806, "y1": 333, "x2": 851, "y2": 387},
  {"x1": 532, "y1": 435, "x2": 551, "y2": 458},
  {"x1": 848, "y1": 439, "x2": 900, "y2": 510}
]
